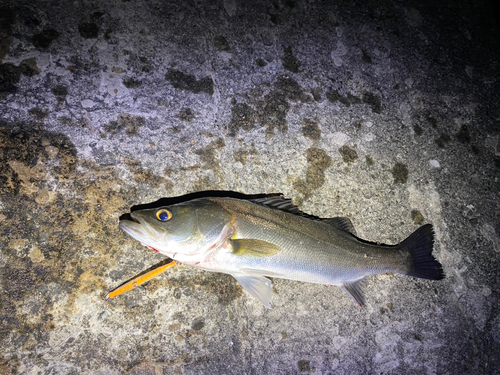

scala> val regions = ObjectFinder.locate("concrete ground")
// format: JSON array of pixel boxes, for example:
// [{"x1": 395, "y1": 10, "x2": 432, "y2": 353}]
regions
[{"x1": 1, "y1": 0, "x2": 499, "y2": 374}]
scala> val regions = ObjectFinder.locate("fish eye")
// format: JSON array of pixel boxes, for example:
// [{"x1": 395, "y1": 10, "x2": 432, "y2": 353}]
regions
[{"x1": 156, "y1": 209, "x2": 172, "y2": 222}]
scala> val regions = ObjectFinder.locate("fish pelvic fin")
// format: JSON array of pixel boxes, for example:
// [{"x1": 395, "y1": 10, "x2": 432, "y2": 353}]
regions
[
  {"x1": 398, "y1": 224, "x2": 445, "y2": 280},
  {"x1": 233, "y1": 274, "x2": 273, "y2": 308},
  {"x1": 341, "y1": 278, "x2": 367, "y2": 307}
]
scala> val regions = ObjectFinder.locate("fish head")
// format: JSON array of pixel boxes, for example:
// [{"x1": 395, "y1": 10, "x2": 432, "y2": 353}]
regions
[{"x1": 119, "y1": 198, "x2": 233, "y2": 260}]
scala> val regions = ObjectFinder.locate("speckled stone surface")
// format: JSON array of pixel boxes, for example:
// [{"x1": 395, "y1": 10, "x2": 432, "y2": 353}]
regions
[{"x1": 1, "y1": 0, "x2": 499, "y2": 374}]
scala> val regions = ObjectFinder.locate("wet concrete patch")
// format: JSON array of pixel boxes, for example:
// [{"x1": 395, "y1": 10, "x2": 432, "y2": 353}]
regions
[
  {"x1": 391, "y1": 162, "x2": 409, "y2": 184},
  {"x1": 103, "y1": 114, "x2": 146, "y2": 137},
  {"x1": 0, "y1": 121, "x2": 147, "y2": 370},
  {"x1": 339, "y1": 145, "x2": 358, "y2": 163},
  {"x1": 282, "y1": 46, "x2": 301, "y2": 73},
  {"x1": 177, "y1": 107, "x2": 195, "y2": 122},
  {"x1": 293, "y1": 147, "x2": 332, "y2": 202},
  {"x1": 78, "y1": 22, "x2": 99, "y2": 39},
  {"x1": 302, "y1": 118, "x2": 321, "y2": 140},
  {"x1": 122, "y1": 77, "x2": 142, "y2": 89},
  {"x1": 165, "y1": 68, "x2": 214, "y2": 95},
  {"x1": 51, "y1": 85, "x2": 68, "y2": 104},
  {"x1": 32, "y1": 28, "x2": 60, "y2": 49},
  {"x1": 229, "y1": 76, "x2": 312, "y2": 138},
  {"x1": 0, "y1": 58, "x2": 41, "y2": 99}
]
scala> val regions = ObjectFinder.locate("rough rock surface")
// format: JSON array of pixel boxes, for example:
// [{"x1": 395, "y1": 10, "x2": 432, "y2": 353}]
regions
[{"x1": 0, "y1": 0, "x2": 499, "y2": 374}]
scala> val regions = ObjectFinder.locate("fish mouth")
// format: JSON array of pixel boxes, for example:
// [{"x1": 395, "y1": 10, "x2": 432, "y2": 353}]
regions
[{"x1": 119, "y1": 212, "x2": 165, "y2": 243}]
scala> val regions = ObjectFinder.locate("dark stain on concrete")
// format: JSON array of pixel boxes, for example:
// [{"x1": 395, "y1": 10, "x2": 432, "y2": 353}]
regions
[
  {"x1": 58, "y1": 116, "x2": 88, "y2": 128},
  {"x1": 282, "y1": 46, "x2": 301, "y2": 73},
  {"x1": 310, "y1": 87, "x2": 322, "y2": 101},
  {"x1": 362, "y1": 92, "x2": 381, "y2": 114},
  {"x1": 191, "y1": 317, "x2": 205, "y2": 331},
  {"x1": 233, "y1": 148, "x2": 257, "y2": 165},
  {"x1": 427, "y1": 116, "x2": 438, "y2": 128},
  {"x1": 435, "y1": 133, "x2": 451, "y2": 148},
  {"x1": 297, "y1": 359, "x2": 311, "y2": 372},
  {"x1": 78, "y1": 22, "x2": 99, "y2": 39},
  {"x1": 32, "y1": 28, "x2": 60, "y2": 49},
  {"x1": 178, "y1": 107, "x2": 195, "y2": 122},
  {"x1": 122, "y1": 157, "x2": 174, "y2": 190},
  {"x1": 229, "y1": 102, "x2": 256, "y2": 135},
  {"x1": 19, "y1": 57, "x2": 41, "y2": 77},
  {"x1": 391, "y1": 162, "x2": 409, "y2": 184},
  {"x1": 413, "y1": 124, "x2": 423, "y2": 136},
  {"x1": 326, "y1": 90, "x2": 381, "y2": 113},
  {"x1": 195, "y1": 138, "x2": 225, "y2": 168},
  {"x1": 228, "y1": 76, "x2": 311, "y2": 138},
  {"x1": 51, "y1": 85, "x2": 68, "y2": 104},
  {"x1": 192, "y1": 138, "x2": 226, "y2": 189},
  {"x1": 362, "y1": 49, "x2": 372, "y2": 63},
  {"x1": 163, "y1": 272, "x2": 243, "y2": 306},
  {"x1": 104, "y1": 114, "x2": 146, "y2": 137},
  {"x1": 456, "y1": 125, "x2": 471, "y2": 144},
  {"x1": 276, "y1": 76, "x2": 311, "y2": 102},
  {"x1": 326, "y1": 90, "x2": 351, "y2": 107},
  {"x1": 326, "y1": 89, "x2": 359, "y2": 107},
  {"x1": 411, "y1": 209, "x2": 424, "y2": 225},
  {"x1": 255, "y1": 90, "x2": 290, "y2": 138},
  {"x1": 28, "y1": 107, "x2": 48, "y2": 121},
  {"x1": 339, "y1": 145, "x2": 358, "y2": 163},
  {"x1": 214, "y1": 35, "x2": 230, "y2": 51},
  {"x1": 366, "y1": 155, "x2": 375, "y2": 166},
  {"x1": 302, "y1": 118, "x2": 321, "y2": 140},
  {"x1": 495, "y1": 157, "x2": 500, "y2": 169},
  {"x1": 0, "y1": 7, "x2": 15, "y2": 62},
  {"x1": 256, "y1": 58, "x2": 267, "y2": 67},
  {"x1": 293, "y1": 148, "x2": 332, "y2": 202},
  {"x1": 122, "y1": 77, "x2": 142, "y2": 89},
  {"x1": 0, "y1": 59, "x2": 41, "y2": 99},
  {"x1": 165, "y1": 68, "x2": 214, "y2": 96},
  {"x1": 0, "y1": 121, "x2": 77, "y2": 195},
  {"x1": 0, "y1": 63, "x2": 22, "y2": 98}
]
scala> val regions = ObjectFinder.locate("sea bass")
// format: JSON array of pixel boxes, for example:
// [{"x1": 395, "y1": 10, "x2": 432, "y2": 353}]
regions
[{"x1": 119, "y1": 196, "x2": 444, "y2": 308}]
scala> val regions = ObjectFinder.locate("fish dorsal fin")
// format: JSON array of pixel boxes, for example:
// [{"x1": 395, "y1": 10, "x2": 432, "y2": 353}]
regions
[
  {"x1": 232, "y1": 274, "x2": 273, "y2": 308},
  {"x1": 251, "y1": 196, "x2": 357, "y2": 236},
  {"x1": 341, "y1": 278, "x2": 367, "y2": 306},
  {"x1": 230, "y1": 239, "x2": 280, "y2": 257},
  {"x1": 251, "y1": 196, "x2": 320, "y2": 220},
  {"x1": 322, "y1": 217, "x2": 357, "y2": 236}
]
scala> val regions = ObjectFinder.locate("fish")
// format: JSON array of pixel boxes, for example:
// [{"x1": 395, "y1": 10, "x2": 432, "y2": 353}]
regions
[{"x1": 119, "y1": 196, "x2": 444, "y2": 308}]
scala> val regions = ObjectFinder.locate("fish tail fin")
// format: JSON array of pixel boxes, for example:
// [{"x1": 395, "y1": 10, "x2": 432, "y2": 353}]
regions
[{"x1": 398, "y1": 224, "x2": 445, "y2": 280}]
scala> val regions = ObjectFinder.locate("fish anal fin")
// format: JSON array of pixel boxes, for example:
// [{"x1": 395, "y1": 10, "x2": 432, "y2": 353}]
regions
[
  {"x1": 323, "y1": 217, "x2": 357, "y2": 236},
  {"x1": 233, "y1": 274, "x2": 273, "y2": 308},
  {"x1": 341, "y1": 278, "x2": 367, "y2": 307},
  {"x1": 230, "y1": 239, "x2": 280, "y2": 257}
]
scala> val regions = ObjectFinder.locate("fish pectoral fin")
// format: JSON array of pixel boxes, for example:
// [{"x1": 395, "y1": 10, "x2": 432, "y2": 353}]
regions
[
  {"x1": 230, "y1": 239, "x2": 280, "y2": 257},
  {"x1": 341, "y1": 278, "x2": 367, "y2": 307},
  {"x1": 233, "y1": 274, "x2": 273, "y2": 309}
]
